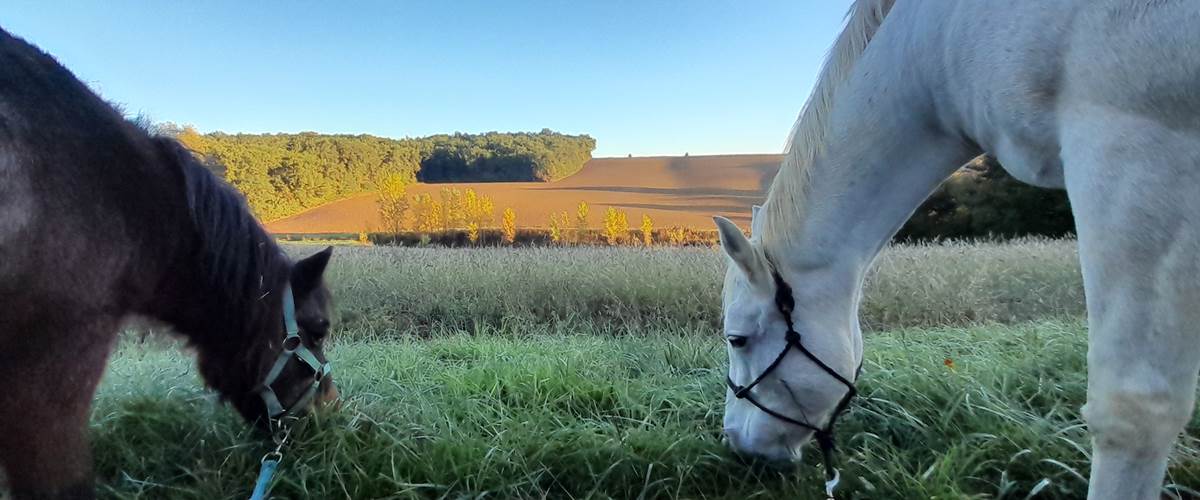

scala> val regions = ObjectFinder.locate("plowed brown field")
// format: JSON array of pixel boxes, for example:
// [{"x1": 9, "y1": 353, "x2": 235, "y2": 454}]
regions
[{"x1": 265, "y1": 154, "x2": 783, "y2": 233}]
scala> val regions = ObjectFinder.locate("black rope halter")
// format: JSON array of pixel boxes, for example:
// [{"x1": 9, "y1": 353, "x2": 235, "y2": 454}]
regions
[{"x1": 726, "y1": 262, "x2": 862, "y2": 499}]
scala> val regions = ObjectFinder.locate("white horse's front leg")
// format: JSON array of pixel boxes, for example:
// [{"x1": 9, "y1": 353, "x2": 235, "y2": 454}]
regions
[{"x1": 1062, "y1": 108, "x2": 1200, "y2": 500}]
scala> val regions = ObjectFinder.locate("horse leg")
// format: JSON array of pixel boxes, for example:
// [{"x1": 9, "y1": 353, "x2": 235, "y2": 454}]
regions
[
  {"x1": 1061, "y1": 107, "x2": 1200, "y2": 500},
  {"x1": 0, "y1": 316, "x2": 118, "y2": 499}
]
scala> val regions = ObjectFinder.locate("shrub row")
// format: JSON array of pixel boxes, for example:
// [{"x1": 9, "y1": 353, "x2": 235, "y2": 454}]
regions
[
  {"x1": 899, "y1": 156, "x2": 1075, "y2": 240},
  {"x1": 358, "y1": 227, "x2": 720, "y2": 247}
]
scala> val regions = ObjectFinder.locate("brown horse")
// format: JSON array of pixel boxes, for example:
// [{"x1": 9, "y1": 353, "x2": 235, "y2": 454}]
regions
[{"x1": 0, "y1": 29, "x2": 339, "y2": 498}]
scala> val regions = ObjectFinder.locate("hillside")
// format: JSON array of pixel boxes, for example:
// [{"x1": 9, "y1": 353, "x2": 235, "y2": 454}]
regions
[
  {"x1": 173, "y1": 129, "x2": 596, "y2": 221},
  {"x1": 266, "y1": 154, "x2": 783, "y2": 234}
]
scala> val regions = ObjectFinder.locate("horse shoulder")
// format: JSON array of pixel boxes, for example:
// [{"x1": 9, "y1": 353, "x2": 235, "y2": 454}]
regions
[{"x1": 0, "y1": 147, "x2": 36, "y2": 277}]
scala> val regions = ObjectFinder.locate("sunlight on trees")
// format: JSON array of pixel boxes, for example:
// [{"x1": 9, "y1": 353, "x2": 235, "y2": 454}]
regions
[
  {"x1": 377, "y1": 172, "x2": 413, "y2": 233},
  {"x1": 167, "y1": 130, "x2": 594, "y2": 220},
  {"x1": 603, "y1": 207, "x2": 630, "y2": 245},
  {"x1": 667, "y1": 226, "x2": 687, "y2": 246},
  {"x1": 414, "y1": 194, "x2": 442, "y2": 232},
  {"x1": 502, "y1": 208, "x2": 518, "y2": 244},
  {"x1": 549, "y1": 211, "x2": 570, "y2": 244},
  {"x1": 576, "y1": 201, "x2": 589, "y2": 236}
]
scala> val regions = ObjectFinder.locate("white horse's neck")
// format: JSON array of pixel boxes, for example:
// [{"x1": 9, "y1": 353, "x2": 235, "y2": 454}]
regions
[
  {"x1": 765, "y1": 137, "x2": 976, "y2": 275},
  {"x1": 763, "y1": 0, "x2": 982, "y2": 279},
  {"x1": 760, "y1": 40, "x2": 980, "y2": 366}
]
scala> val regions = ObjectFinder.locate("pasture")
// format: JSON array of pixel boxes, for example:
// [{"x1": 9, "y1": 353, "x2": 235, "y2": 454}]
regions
[{"x1": 90, "y1": 240, "x2": 1200, "y2": 499}]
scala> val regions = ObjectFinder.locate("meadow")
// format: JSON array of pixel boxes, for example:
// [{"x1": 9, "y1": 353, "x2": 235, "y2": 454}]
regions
[{"x1": 88, "y1": 240, "x2": 1200, "y2": 499}]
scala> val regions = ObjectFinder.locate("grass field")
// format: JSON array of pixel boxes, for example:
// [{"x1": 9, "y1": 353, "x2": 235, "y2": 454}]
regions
[
  {"x1": 87, "y1": 240, "x2": 1200, "y2": 499},
  {"x1": 322, "y1": 238, "x2": 1085, "y2": 335}
]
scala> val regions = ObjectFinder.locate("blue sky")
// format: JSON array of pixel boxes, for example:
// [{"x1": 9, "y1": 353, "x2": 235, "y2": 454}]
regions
[{"x1": 2, "y1": 1, "x2": 853, "y2": 157}]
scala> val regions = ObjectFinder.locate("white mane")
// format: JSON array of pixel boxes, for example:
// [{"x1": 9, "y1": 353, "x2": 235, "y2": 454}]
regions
[{"x1": 762, "y1": 0, "x2": 894, "y2": 252}]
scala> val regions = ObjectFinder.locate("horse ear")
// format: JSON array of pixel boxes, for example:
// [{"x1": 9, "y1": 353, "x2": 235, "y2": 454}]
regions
[
  {"x1": 714, "y1": 216, "x2": 768, "y2": 288},
  {"x1": 750, "y1": 205, "x2": 764, "y2": 238},
  {"x1": 291, "y1": 246, "x2": 333, "y2": 295}
]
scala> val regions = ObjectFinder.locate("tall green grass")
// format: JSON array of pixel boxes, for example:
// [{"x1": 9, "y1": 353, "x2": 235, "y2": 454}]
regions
[
  {"x1": 92, "y1": 321, "x2": 1199, "y2": 498},
  {"x1": 314, "y1": 238, "x2": 1085, "y2": 338},
  {"x1": 74, "y1": 240, "x2": 1197, "y2": 498}
]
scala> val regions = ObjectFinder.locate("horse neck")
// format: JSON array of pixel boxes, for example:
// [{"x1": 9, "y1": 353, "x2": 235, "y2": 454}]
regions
[
  {"x1": 764, "y1": 18, "x2": 984, "y2": 277},
  {"x1": 139, "y1": 181, "x2": 284, "y2": 351},
  {"x1": 762, "y1": 81, "x2": 980, "y2": 360},
  {"x1": 768, "y1": 139, "x2": 977, "y2": 275},
  {"x1": 144, "y1": 221, "x2": 285, "y2": 402}
]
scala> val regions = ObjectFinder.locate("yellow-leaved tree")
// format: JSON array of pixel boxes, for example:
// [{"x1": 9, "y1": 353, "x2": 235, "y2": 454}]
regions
[
  {"x1": 576, "y1": 201, "x2": 589, "y2": 238},
  {"x1": 439, "y1": 187, "x2": 462, "y2": 232},
  {"x1": 466, "y1": 189, "x2": 495, "y2": 229},
  {"x1": 376, "y1": 172, "x2": 412, "y2": 234},
  {"x1": 466, "y1": 222, "x2": 480, "y2": 244},
  {"x1": 548, "y1": 210, "x2": 570, "y2": 244},
  {"x1": 640, "y1": 214, "x2": 654, "y2": 246},
  {"x1": 502, "y1": 208, "x2": 517, "y2": 244},
  {"x1": 414, "y1": 193, "x2": 442, "y2": 233},
  {"x1": 667, "y1": 226, "x2": 686, "y2": 245},
  {"x1": 462, "y1": 189, "x2": 480, "y2": 243},
  {"x1": 603, "y1": 207, "x2": 629, "y2": 245}
]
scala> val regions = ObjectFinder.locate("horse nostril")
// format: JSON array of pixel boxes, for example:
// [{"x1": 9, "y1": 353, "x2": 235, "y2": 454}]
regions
[{"x1": 318, "y1": 382, "x2": 340, "y2": 407}]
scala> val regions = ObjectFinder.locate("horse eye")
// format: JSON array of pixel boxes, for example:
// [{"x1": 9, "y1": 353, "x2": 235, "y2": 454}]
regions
[
  {"x1": 727, "y1": 335, "x2": 748, "y2": 348},
  {"x1": 305, "y1": 318, "x2": 331, "y2": 338}
]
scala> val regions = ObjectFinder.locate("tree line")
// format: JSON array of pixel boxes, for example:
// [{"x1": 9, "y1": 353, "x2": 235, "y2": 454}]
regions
[{"x1": 165, "y1": 125, "x2": 595, "y2": 221}]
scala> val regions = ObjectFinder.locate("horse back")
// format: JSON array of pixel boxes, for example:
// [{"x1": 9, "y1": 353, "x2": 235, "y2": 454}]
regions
[{"x1": 0, "y1": 28, "x2": 182, "y2": 324}]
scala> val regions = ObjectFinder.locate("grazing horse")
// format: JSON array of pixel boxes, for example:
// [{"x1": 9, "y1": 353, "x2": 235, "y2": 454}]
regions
[
  {"x1": 714, "y1": 0, "x2": 1199, "y2": 498},
  {"x1": 0, "y1": 29, "x2": 339, "y2": 498}
]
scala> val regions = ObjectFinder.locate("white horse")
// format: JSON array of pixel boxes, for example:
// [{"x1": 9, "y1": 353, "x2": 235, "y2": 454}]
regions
[{"x1": 714, "y1": 0, "x2": 1200, "y2": 498}]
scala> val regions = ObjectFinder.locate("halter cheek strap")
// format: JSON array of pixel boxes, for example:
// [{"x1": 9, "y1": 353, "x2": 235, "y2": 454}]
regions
[{"x1": 256, "y1": 283, "x2": 331, "y2": 419}]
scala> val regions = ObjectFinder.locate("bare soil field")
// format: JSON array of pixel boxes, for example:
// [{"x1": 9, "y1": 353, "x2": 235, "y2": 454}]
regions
[{"x1": 265, "y1": 154, "x2": 783, "y2": 233}]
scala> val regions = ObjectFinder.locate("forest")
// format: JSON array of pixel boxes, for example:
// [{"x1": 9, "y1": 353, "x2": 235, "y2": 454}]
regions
[{"x1": 168, "y1": 125, "x2": 595, "y2": 220}]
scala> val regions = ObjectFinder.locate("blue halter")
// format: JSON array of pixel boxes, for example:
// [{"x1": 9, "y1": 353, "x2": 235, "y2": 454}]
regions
[
  {"x1": 248, "y1": 283, "x2": 331, "y2": 500},
  {"x1": 255, "y1": 283, "x2": 331, "y2": 419}
]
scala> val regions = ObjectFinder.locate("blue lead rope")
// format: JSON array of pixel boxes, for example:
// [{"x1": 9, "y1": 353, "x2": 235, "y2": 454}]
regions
[{"x1": 249, "y1": 456, "x2": 280, "y2": 500}]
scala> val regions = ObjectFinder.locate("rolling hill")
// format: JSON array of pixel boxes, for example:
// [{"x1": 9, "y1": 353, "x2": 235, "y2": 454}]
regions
[{"x1": 265, "y1": 154, "x2": 784, "y2": 234}]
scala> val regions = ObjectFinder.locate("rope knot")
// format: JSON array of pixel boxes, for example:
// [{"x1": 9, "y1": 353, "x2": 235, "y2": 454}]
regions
[{"x1": 784, "y1": 330, "x2": 802, "y2": 344}]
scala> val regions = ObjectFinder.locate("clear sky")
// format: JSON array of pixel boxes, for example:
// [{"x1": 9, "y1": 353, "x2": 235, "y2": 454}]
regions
[{"x1": 2, "y1": 1, "x2": 854, "y2": 157}]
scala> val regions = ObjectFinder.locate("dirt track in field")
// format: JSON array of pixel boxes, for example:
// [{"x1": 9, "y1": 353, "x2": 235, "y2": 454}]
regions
[{"x1": 265, "y1": 154, "x2": 784, "y2": 233}]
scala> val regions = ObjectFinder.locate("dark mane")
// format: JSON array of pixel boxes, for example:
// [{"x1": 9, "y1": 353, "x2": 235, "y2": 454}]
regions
[
  {"x1": 150, "y1": 138, "x2": 302, "y2": 419},
  {"x1": 169, "y1": 139, "x2": 281, "y2": 295}
]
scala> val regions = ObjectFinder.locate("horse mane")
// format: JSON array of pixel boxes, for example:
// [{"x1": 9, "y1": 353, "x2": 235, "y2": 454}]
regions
[
  {"x1": 761, "y1": 0, "x2": 895, "y2": 253},
  {"x1": 158, "y1": 138, "x2": 285, "y2": 330}
]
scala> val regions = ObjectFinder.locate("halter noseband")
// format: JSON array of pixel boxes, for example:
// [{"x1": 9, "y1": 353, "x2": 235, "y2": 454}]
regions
[
  {"x1": 726, "y1": 262, "x2": 862, "y2": 499},
  {"x1": 256, "y1": 283, "x2": 331, "y2": 420}
]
